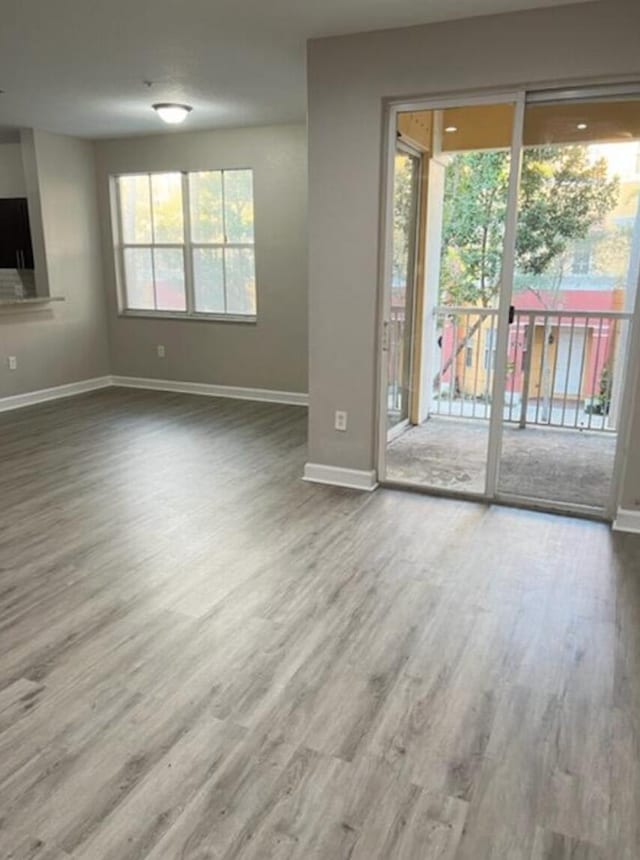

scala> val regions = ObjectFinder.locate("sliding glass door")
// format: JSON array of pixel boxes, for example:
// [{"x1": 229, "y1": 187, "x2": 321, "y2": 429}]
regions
[
  {"x1": 382, "y1": 96, "x2": 523, "y2": 496},
  {"x1": 386, "y1": 144, "x2": 421, "y2": 435},
  {"x1": 496, "y1": 96, "x2": 640, "y2": 515},
  {"x1": 380, "y1": 88, "x2": 640, "y2": 518}
]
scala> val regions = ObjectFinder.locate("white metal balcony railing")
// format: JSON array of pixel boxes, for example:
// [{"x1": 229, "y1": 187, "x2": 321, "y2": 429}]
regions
[{"x1": 388, "y1": 305, "x2": 633, "y2": 432}]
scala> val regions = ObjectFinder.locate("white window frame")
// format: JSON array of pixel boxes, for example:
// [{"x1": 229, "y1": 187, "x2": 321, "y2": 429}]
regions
[
  {"x1": 112, "y1": 168, "x2": 257, "y2": 323},
  {"x1": 483, "y1": 328, "x2": 498, "y2": 371}
]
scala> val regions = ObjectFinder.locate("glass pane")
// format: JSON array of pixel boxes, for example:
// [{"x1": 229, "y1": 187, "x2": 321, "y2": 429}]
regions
[
  {"x1": 193, "y1": 247, "x2": 225, "y2": 313},
  {"x1": 385, "y1": 102, "x2": 516, "y2": 496},
  {"x1": 189, "y1": 171, "x2": 224, "y2": 243},
  {"x1": 223, "y1": 170, "x2": 254, "y2": 243},
  {"x1": 498, "y1": 98, "x2": 640, "y2": 512},
  {"x1": 153, "y1": 248, "x2": 186, "y2": 311},
  {"x1": 225, "y1": 247, "x2": 256, "y2": 315},
  {"x1": 123, "y1": 247, "x2": 154, "y2": 309},
  {"x1": 388, "y1": 149, "x2": 420, "y2": 431},
  {"x1": 151, "y1": 173, "x2": 183, "y2": 243},
  {"x1": 119, "y1": 175, "x2": 151, "y2": 244}
]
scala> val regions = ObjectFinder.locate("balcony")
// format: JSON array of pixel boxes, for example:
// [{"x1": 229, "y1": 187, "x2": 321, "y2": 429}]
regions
[{"x1": 386, "y1": 306, "x2": 631, "y2": 511}]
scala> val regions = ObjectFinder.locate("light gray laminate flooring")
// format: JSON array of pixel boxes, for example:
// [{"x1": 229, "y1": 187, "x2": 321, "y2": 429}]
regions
[{"x1": 0, "y1": 388, "x2": 639, "y2": 859}]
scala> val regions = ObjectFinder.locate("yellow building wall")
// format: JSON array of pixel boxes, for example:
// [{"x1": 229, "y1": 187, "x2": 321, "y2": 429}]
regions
[{"x1": 453, "y1": 319, "x2": 595, "y2": 402}]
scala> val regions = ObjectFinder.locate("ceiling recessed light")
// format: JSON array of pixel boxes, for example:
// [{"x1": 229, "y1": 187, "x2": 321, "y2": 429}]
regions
[
  {"x1": 577, "y1": 122, "x2": 588, "y2": 130},
  {"x1": 152, "y1": 103, "x2": 193, "y2": 125},
  {"x1": 445, "y1": 125, "x2": 458, "y2": 133}
]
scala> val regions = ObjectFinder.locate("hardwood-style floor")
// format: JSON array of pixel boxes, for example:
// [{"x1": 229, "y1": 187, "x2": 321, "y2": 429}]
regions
[{"x1": 1, "y1": 388, "x2": 639, "y2": 859}]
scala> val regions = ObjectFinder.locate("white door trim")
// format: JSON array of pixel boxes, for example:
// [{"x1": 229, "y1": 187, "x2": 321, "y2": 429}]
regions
[
  {"x1": 608, "y1": 253, "x2": 640, "y2": 519},
  {"x1": 376, "y1": 82, "x2": 640, "y2": 525},
  {"x1": 486, "y1": 93, "x2": 526, "y2": 499},
  {"x1": 613, "y1": 508, "x2": 640, "y2": 534}
]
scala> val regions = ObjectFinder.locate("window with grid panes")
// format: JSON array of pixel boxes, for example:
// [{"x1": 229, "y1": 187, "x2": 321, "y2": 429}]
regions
[{"x1": 114, "y1": 169, "x2": 256, "y2": 318}]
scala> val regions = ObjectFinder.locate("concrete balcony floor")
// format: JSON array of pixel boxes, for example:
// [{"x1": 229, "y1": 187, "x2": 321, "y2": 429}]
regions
[{"x1": 386, "y1": 416, "x2": 617, "y2": 511}]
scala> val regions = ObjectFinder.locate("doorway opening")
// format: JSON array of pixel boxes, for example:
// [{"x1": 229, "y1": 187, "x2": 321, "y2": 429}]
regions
[{"x1": 379, "y1": 91, "x2": 640, "y2": 519}]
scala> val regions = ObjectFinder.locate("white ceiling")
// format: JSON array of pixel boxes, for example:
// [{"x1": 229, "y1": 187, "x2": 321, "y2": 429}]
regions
[{"x1": 0, "y1": 0, "x2": 591, "y2": 139}]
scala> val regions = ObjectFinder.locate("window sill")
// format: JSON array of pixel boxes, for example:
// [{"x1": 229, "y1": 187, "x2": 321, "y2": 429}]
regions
[
  {"x1": 0, "y1": 295, "x2": 65, "y2": 311},
  {"x1": 118, "y1": 310, "x2": 257, "y2": 324}
]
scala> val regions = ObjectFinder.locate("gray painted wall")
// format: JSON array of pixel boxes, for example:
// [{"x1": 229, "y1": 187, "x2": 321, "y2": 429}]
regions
[
  {"x1": 0, "y1": 144, "x2": 26, "y2": 197},
  {"x1": 0, "y1": 131, "x2": 110, "y2": 397},
  {"x1": 94, "y1": 123, "x2": 308, "y2": 394},
  {"x1": 306, "y1": 0, "x2": 640, "y2": 510}
]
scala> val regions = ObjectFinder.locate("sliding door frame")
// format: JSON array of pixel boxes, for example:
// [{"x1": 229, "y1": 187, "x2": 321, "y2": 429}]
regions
[
  {"x1": 376, "y1": 82, "x2": 640, "y2": 522},
  {"x1": 494, "y1": 84, "x2": 640, "y2": 521},
  {"x1": 485, "y1": 96, "x2": 526, "y2": 499},
  {"x1": 376, "y1": 89, "x2": 526, "y2": 499},
  {"x1": 386, "y1": 139, "x2": 423, "y2": 441}
]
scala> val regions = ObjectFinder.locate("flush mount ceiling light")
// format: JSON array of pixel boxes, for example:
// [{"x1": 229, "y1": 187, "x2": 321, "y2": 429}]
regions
[
  {"x1": 152, "y1": 103, "x2": 193, "y2": 125},
  {"x1": 445, "y1": 125, "x2": 458, "y2": 133},
  {"x1": 577, "y1": 122, "x2": 588, "y2": 130}
]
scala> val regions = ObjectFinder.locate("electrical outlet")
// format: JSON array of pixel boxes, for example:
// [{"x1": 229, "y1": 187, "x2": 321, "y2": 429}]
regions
[
  {"x1": 334, "y1": 410, "x2": 348, "y2": 432},
  {"x1": 7, "y1": 356, "x2": 17, "y2": 371},
  {"x1": 156, "y1": 344, "x2": 166, "y2": 358}
]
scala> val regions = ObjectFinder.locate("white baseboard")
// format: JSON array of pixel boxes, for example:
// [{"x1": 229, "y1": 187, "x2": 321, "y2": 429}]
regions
[
  {"x1": 0, "y1": 374, "x2": 308, "y2": 414},
  {"x1": 613, "y1": 508, "x2": 640, "y2": 534},
  {"x1": 110, "y1": 376, "x2": 308, "y2": 407},
  {"x1": 0, "y1": 376, "x2": 112, "y2": 413},
  {"x1": 303, "y1": 462, "x2": 378, "y2": 492}
]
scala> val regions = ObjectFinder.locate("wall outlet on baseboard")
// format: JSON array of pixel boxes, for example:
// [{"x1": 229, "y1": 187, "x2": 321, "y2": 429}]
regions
[
  {"x1": 7, "y1": 356, "x2": 17, "y2": 371},
  {"x1": 156, "y1": 345, "x2": 166, "y2": 358},
  {"x1": 334, "y1": 410, "x2": 348, "y2": 432}
]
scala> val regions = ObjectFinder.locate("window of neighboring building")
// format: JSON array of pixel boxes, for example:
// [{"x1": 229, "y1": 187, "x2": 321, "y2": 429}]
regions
[
  {"x1": 484, "y1": 328, "x2": 497, "y2": 371},
  {"x1": 465, "y1": 345, "x2": 474, "y2": 368},
  {"x1": 114, "y1": 169, "x2": 256, "y2": 319},
  {"x1": 571, "y1": 240, "x2": 592, "y2": 275}
]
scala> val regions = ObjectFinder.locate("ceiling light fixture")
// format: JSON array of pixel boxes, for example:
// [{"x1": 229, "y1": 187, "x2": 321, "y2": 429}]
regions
[
  {"x1": 152, "y1": 103, "x2": 193, "y2": 125},
  {"x1": 445, "y1": 125, "x2": 458, "y2": 133},
  {"x1": 577, "y1": 122, "x2": 588, "y2": 130}
]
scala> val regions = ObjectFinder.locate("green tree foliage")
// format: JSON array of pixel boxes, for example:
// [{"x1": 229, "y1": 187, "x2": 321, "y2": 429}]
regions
[
  {"x1": 441, "y1": 152, "x2": 509, "y2": 306},
  {"x1": 222, "y1": 170, "x2": 254, "y2": 243},
  {"x1": 517, "y1": 147, "x2": 618, "y2": 275},
  {"x1": 392, "y1": 153, "x2": 418, "y2": 287},
  {"x1": 150, "y1": 173, "x2": 183, "y2": 243},
  {"x1": 440, "y1": 145, "x2": 619, "y2": 307},
  {"x1": 190, "y1": 170, "x2": 254, "y2": 243}
]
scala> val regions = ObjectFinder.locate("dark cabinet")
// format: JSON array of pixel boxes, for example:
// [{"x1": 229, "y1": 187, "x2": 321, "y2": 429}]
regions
[{"x1": 0, "y1": 198, "x2": 34, "y2": 269}]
